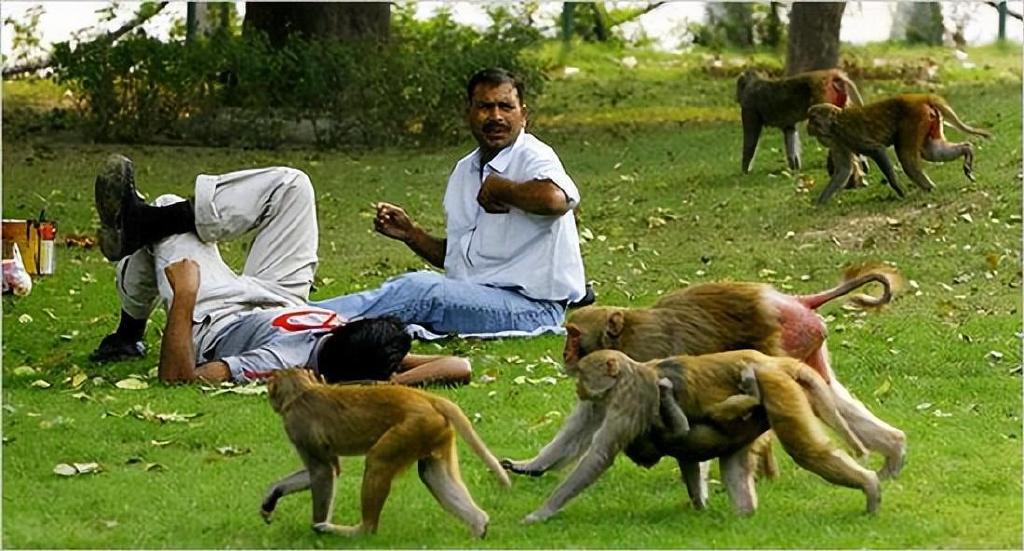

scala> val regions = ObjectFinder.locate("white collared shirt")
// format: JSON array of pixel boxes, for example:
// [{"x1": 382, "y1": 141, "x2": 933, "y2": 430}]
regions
[{"x1": 442, "y1": 130, "x2": 586, "y2": 302}]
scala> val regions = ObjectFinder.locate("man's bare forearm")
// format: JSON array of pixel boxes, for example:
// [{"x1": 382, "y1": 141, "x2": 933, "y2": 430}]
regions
[
  {"x1": 404, "y1": 226, "x2": 446, "y2": 269},
  {"x1": 487, "y1": 176, "x2": 571, "y2": 216},
  {"x1": 159, "y1": 293, "x2": 198, "y2": 383}
]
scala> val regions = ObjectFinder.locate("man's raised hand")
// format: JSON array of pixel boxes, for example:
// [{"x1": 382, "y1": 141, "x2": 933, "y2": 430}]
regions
[
  {"x1": 374, "y1": 202, "x2": 416, "y2": 242},
  {"x1": 164, "y1": 258, "x2": 200, "y2": 298}
]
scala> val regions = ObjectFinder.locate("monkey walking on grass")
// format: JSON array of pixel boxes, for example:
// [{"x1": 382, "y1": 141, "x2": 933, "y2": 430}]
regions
[
  {"x1": 261, "y1": 369, "x2": 510, "y2": 538},
  {"x1": 807, "y1": 93, "x2": 992, "y2": 205},
  {"x1": 736, "y1": 68, "x2": 865, "y2": 175},
  {"x1": 503, "y1": 264, "x2": 904, "y2": 513},
  {"x1": 516, "y1": 349, "x2": 880, "y2": 524}
]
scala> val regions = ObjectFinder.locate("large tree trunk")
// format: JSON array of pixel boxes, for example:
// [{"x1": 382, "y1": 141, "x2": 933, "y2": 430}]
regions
[
  {"x1": 785, "y1": 2, "x2": 846, "y2": 75},
  {"x1": 243, "y1": 2, "x2": 390, "y2": 46}
]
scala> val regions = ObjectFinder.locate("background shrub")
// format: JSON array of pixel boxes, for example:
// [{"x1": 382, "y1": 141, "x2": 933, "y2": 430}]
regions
[{"x1": 49, "y1": 9, "x2": 546, "y2": 149}]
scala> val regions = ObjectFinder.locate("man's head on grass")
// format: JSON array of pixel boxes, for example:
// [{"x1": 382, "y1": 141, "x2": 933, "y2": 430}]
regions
[{"x1": 317, "y1": 317, "x2": 412, "y2": 384}]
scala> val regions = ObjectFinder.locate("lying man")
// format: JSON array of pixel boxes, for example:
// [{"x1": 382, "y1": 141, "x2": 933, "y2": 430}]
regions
[{"x1": 91, "y1": 156, "x2": 469, "y2": 385}]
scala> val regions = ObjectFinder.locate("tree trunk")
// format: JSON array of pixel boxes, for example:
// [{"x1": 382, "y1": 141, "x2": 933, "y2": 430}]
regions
[
  {"x1": 893, "y1": 2, "x2": 944, "y2": 45},
  {"x1": 243, "y1": 2, "x2": 390, "y2": 46},
  {"x1": 785, "y1": 2, "x2": 846, "y2": 75}
]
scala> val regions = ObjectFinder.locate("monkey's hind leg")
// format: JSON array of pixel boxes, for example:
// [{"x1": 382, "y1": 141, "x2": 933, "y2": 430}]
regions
[
  {"x1": 783, "y1": 127, "x2": 802, "y2": 171},
  {"x1": 705, "y1": 366, "x2": 761, "y2": 424},
  {"x1": 788, "y1": 447, "x2": 881, "y2": 514},
  {"x1": 344, "y1": 429, "x2": 423, "y2": 536},
  {"x1": 418, "y1": 436, "x2": 490, "y2": 538},
  {"x1": 923, "y1": 139, "x2": 976, "y2": 182}
]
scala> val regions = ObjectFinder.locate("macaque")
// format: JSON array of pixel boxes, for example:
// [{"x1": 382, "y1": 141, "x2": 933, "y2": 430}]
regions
[
  {"x1": 736, "y1": 68, "x2": 865, "y2": 174},
  {"x1": 517, "y1": 350, "x2": 879, "y2": 523},
  {"x1": 807, "y1": 94, "x2": 992, "y2": 205},
  {"x1": 558, "y1": 263, "x2": 907, "y2": 481},
  {"x1": 261, "y1": 369, "x2": 510, "y2": 538}
]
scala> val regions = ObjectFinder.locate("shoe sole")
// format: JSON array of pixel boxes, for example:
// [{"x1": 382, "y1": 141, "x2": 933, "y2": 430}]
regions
[{"x1": 94, "y1": 154, "x2": 136, "y2": 261}]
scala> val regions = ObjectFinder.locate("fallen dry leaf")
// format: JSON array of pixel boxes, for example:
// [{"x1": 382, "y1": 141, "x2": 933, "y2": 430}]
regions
[
  {"x1": 31, "y1": 379, "x2": 51, "y2": 389},
  {"x1": 215, "y1": 446, "x2": 251, "y2": 457},
  {"x1": 12, "y1": 366, "x2": 37, "y2": 377},
  {"x1": 115, "y1": 378, "x2": 149, "y2": 390}
]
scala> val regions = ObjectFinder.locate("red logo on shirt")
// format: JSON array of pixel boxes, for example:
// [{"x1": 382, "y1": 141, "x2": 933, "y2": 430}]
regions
[{"x1": 270, "y1": 310, "x2": 344, "y2": 332}]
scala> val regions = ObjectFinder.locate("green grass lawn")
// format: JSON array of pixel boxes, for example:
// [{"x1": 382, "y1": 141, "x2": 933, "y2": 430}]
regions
[{"x1": 2, "y1": 42, "x2": 1021, "y2": 548}]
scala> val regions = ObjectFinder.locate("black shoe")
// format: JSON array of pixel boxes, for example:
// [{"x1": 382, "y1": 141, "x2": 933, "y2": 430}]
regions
[
  {"x1": 90, "y1": 333, "x2": 147, "y2": 363},
  {"x1": 568, "y1": 283, "x2": 596, "y2": 309},
  {"x1": 95, "y1": 154, "x2": 145, "y2": 261}
]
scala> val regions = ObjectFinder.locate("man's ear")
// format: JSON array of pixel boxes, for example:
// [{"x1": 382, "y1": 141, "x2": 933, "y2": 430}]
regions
[{"x1": 606, "y1": 311, "x2": 625, "y2": 339}]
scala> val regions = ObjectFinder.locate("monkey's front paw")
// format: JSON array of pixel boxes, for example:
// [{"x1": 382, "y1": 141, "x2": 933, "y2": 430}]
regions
[
  {"x1": 521, "y1": 510, "x2": 552, "y2": 525},
  {"x1": 501, "y1": 459, "x2": 545, "y2": 477}
]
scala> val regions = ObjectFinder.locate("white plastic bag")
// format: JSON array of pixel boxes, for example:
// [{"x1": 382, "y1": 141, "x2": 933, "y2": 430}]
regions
[{"x1": 3, "y1": 243, "x2": 33, "y2": 296}]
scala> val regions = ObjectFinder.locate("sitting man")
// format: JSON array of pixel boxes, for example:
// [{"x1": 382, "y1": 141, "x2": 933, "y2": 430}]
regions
[
  {"x1": 312, "y1": 67, "x2": 588, "y2": 333},
  {"x1": 91, "y1": 156, "x2": 469, "y2": 385}
]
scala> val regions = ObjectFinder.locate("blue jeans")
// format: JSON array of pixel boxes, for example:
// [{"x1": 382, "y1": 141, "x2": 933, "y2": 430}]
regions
[{"x1": 311, "y1": 271, "x2": 566, "y2": 334}]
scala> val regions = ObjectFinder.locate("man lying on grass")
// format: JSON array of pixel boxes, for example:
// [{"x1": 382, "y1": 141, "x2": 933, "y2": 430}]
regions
[{"x1": 90, "y1": 155, "x2": 469, "y2": 386}]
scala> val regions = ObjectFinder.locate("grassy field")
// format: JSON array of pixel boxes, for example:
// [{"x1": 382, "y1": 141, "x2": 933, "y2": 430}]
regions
[{"x1": 2, "y1": 42, "x2": 1021, "y2": 548}]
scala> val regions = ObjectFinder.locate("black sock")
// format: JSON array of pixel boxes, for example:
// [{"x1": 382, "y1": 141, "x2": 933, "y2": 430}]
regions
[
  {"x1": 115, "y1": 309, "x2": 147, "y2": 341},
  {"x1": 135, "y1": 199, "x2": 197, "y2": 245}
]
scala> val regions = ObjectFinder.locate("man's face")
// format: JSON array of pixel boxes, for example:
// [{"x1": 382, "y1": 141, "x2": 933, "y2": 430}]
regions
[{"x1": 467, "y1": 81, "x2": 526, "y2": 158}]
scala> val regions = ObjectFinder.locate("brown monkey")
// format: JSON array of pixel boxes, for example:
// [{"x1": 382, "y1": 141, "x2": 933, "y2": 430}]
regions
[
  {"x1": 807, "y1": 94, "x2": 992, "y2": 205},
  {"x1": 557, "y1": 263, "x2": 906, "y2": 481},
  {"x1": 736, "y1": 68, "x2": 865, "y2": 173},
  {"x1": 519, "y1": 350, "x2": 879, "y2": 523},
  {"x1": 261, "y1": 369, "x2": 510, "y2": 537}
]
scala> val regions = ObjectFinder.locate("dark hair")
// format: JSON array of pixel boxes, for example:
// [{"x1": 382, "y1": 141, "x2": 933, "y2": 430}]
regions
[
  {"x1": 466, "y1": 67, "x2": 525, "y2": 105},
  {"x1": 317, "y1": 317, "x2": 412, "y2": 384}
]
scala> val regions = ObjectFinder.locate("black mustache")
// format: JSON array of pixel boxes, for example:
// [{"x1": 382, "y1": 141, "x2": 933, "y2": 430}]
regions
[{"x1": 483, "y1": 122, "x2": 510, "y2": 133}]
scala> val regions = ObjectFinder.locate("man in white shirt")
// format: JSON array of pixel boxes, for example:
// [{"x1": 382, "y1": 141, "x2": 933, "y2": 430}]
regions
[{"x1": 313, "y1": 68, "x2": 587, "y2": 334}]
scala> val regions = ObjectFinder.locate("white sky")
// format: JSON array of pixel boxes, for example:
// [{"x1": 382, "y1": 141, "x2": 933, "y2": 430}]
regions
[{"x1": 2, "y1": 1, "x2": 1022, "y2": 61}]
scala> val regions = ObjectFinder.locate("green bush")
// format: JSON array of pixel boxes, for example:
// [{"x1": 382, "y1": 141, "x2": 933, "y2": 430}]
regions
[{"x1": 49, "y1": 9, "x2": 545, "y2": 148}]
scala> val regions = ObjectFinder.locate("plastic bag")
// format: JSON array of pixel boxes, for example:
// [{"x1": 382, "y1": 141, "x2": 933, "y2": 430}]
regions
[{"x1": 3, "y1": 243, "x2": 33, "y2": 296}]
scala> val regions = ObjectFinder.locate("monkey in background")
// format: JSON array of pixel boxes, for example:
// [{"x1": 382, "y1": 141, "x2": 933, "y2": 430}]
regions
[
  {"x1": 557, "y1": 263, "x2": 906, "y2": 482},
  {"x1": 807, "y1": 93, "x2": 992, "y2": 205},
  {"x1": 736, "y1": 68, "x2": 865, "y2": 174},
  {"x1": 261, "y1": 369, "x2": 510, "y2": 538},
  {"x1": 518, "y1": 350, "x2": 880, "y2": 524}
]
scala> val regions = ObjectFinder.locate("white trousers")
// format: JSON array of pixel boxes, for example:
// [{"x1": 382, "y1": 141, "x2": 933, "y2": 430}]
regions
[{"x1": 115, "y1": 167, "x2": 319, "y2": 358}]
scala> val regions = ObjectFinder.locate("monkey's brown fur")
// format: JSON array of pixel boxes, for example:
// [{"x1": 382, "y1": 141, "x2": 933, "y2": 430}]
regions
[
  {"x1": 561, "y1": 264, "x2": 906, "y2": 480},
  {"x1": 807, "y1": 93, "x2": 992, "y2": 205},
  {"x1": 736, "y1": 68, "x2": 865, "y2": 174},
  {"x1": 575, "y1": 350, "x2": 880, "y2": 515},
  {"x1": 263, "y1": 369, "x2": 510, "y2": 537}
]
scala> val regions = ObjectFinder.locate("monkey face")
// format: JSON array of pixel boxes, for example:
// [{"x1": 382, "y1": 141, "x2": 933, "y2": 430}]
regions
[
  {"x1": 806, "y1": 104, "x2": 840, "y2": 139},
  {"x1": 574, "y1": 350, "x2": 625, "y2": 401}
]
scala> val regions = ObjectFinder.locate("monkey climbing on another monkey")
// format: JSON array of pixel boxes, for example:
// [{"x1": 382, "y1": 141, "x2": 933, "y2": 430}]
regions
[
  {"x1": 261, "y1": 369, "x2": 510, "y2": 538},
  {"x1": 549, "y1": 263, "x2": 906, "y2": 484},
  {"x1": 736, "y1": 68, "x2": 865, "y2": 174},
  {"x1": 517, "y1": 350, "x2": 880, "y2": 524},
  {"x1": 807, "y1": 93, "x2": 992, "y2": 205}
]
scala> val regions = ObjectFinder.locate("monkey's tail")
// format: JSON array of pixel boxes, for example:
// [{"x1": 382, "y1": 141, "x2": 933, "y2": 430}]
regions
[
  {"x1": 434, "y1": 399, "x2": 512, "y2": 488},
  {"x1": 932, "y1": 98, "x2": 993, "y2": 139},
  {"x1": 797, "y1": 263, "x2": 905, "y2": 311},
  {"x1": 838, "y1": 74, "x2": 865, "y2": 107}
]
